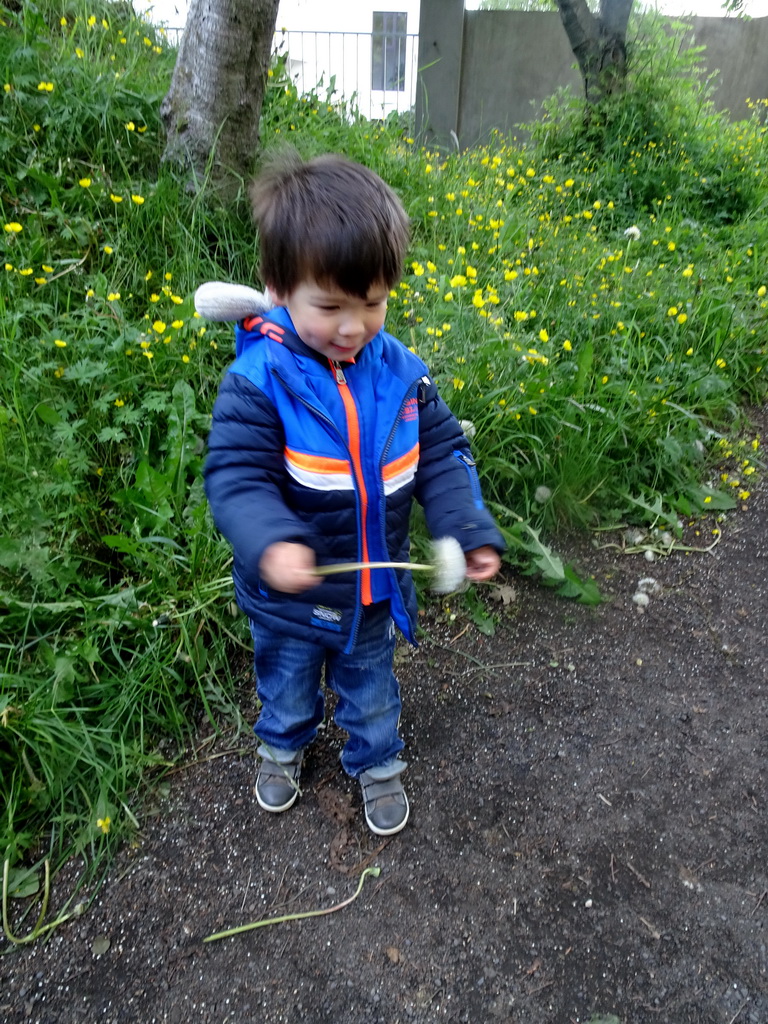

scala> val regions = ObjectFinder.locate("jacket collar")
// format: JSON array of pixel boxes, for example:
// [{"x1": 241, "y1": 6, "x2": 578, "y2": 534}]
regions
[{"x1": 237, "y1": 305, "x2": 368, "y2": 369}]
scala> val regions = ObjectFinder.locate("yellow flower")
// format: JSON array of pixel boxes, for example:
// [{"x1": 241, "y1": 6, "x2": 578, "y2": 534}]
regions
[
  {"x1": 75, "y1": 47, "x2": 84, "y2": 58},
  {"x1": 114, "y1": 398, "x2": 124, "y2": 407},
  {"x1": 758, "y1": 286, "x2": 767, "y2": 298},
  {"x1": 538, "y1": 328, "x2": 549, "y2": 343},
  {"x1": 563, "y1": 340, "x2": 572, "y2": 351},
  {"x1": 452, "y1": 377, "x2": 465, "y2": 390},
  {"x1": 79, "y1": 178, "x2": 92, "y2": 188},
  {"x1": 677, "y1": 313, "x2": 688, "y2": 324},
  {"x1": 449, "y1": 275, "x2": 467, "y2": 288},
  {"x1": 171, "y1": 319, "x2": 184, "y2": 329},
  {"x1": 125, "y1": 121, "x2": 135, "y2": 131},
  {"x1": 153, "y1": 321, "x2": 166, "y2": 333},
  {"x1": 513, "y1": 311, "x2": 529, "y2": 322},
  {"x1": 668, "y1": 242, "x2": 676, "y2": 251},
  {"x1": 97, "y1": 816, "x2": 111, "y2": 833},
  {"x1": 54, "y1": 339, "x2": 67, "y2": 348},
  {"x1": 504, "y1": 269, "x2": 518, "y2": 281},
  {"x1": 103, "y1": 245, "x2": 113, "y2": 255},
  {"x1": 682, "y1": 265, "x2": 694, "y2": 278},
  {"x1": 42, "y1": 264, "x2": 53, "y2": 273},
  {"x1": 131, "y1": 195, "x2": 145, "y2": 205},
  {"x1": 738, "y1": 490, "x2": 750, "y2": 500},
  {"x1": 37, "y1": 81, "x2": 54, "y2": 92},
  {"x1": 667, "y1": 306, "x2": 678, "y2": 317},
  {"x1": 3, "y1": 222, "x2": 22, "y2": 233},
  {"x1": 110, "y1": 193, "x2": 123, "y2": 203},
  {"x1": 182, "y1": 354, "x2": 190, "y2": 364},
  {"x1": 107, "y1": 292, "x2": 121, "y2": 301}
]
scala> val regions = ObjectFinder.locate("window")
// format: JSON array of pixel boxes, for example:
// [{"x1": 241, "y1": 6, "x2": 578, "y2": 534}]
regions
[{"x1": 372, "y1": 12, "x2": 407, "y2": 92}]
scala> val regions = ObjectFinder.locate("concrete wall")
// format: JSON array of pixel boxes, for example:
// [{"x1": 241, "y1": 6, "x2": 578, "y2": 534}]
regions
[
  {"x1": 687, "y1": 16, "x2": 768, "y2": 120},
  {"x1": 418, "y1": 10, "x2": 768, "y2": 150},
  {"x1": 457, "y1": 11, "x2": 581, "y2": 145}
]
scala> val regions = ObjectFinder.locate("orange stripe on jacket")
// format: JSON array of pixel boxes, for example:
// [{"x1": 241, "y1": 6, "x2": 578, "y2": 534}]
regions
[
  {"x1": 284, "y1": 448, "x2": 354, "y2": 491},
  {"x1": 332, "y1": 367, "x2": 373, "y2": 605},
  {"x1": 382, "y1": 442, "x2": 419, "y2": 496},
  {"x1": 382, "y1": 443, "x2": 419, "y2": 481},
  {"x1": 285, "y1": 449, "x2": 351, "y2": 474}
]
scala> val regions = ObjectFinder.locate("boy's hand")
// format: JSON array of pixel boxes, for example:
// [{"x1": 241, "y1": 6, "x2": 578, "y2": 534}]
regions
[
  {"x1": 259, "y1": 542, "x2": 319, "y2": 594},
  {"x1": 464, "y1": 545, "x2": 501, "y2": 582}
]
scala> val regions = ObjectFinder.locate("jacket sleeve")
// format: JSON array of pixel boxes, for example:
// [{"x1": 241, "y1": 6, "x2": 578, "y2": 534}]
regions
[
  {"x1": 414, "y1": 378, "x2": 506, "y2": 554},
  {"x1": 203, "y1": 371, "x2": 314, "y2": 574}
]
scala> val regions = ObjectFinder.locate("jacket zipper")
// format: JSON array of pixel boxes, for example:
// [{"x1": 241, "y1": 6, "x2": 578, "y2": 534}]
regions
[
  {"x1": 378, "y1": 375, "x2": 426, "y2": 538},
  {"x1": 270, "y1": 365, "x2": 370, "y2": 650},
  {"x1": 329, "y1": 360, "x2": 373, "y2": 606},
  {"x1": 271, "y1": 363, "x2": 422, "y2": 650},
  {"x1": 452, "y1": 450, "x2": 485, "y2": 510}
]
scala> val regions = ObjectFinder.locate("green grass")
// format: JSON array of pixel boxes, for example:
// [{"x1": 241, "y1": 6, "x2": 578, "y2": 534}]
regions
[{"x1": 0, "y1": 0, "x2": 766, "y2": 919}]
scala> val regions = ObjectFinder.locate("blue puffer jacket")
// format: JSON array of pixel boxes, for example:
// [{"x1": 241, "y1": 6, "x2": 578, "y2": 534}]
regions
[{"x1": 203, "y1": 307, "x2": 505, "y2": 653}]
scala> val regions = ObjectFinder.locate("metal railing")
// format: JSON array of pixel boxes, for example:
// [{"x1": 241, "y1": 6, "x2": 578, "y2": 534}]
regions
[
  {"x1": 161, "y1": 27, "x2": 419, "y2": 122},
  {"x1": 274, "y1": 29, "x2": 419, "y2": 120}
]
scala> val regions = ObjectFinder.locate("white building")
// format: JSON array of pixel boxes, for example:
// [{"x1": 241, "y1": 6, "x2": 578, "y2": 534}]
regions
[
  {"x1": 135, "y1": 0, "x2": 421, "y2": 119},
  {"x1": 274, "y1": 0, "x2": 420, "y2": 119}
]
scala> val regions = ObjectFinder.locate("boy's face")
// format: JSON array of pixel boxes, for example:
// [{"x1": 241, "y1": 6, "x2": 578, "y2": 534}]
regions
[{"x1": 270, "y1": 279, "x2": 389, "y2": 362}]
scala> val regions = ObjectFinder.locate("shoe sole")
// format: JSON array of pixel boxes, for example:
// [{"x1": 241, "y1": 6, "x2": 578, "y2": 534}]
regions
[
  {"x1": 364, "y1": 793, "x2": 410, "y2": 836},
  {"x1": 254, "y1": 782, "x2": 300, "y2": 813}
]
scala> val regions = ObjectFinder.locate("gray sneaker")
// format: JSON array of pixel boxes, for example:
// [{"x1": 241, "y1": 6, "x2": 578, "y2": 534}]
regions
[
  {"x1": 255, "y1": 745, "x2": 303, "y2": 813},
  {"x1": 359, "y1": 760, "x2": 409, "y2": 836}
]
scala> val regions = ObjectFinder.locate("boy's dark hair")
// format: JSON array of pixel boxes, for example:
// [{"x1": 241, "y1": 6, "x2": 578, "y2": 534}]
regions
[{"x1": 249, "y1": 151, "x2": 410, "y2": 298}]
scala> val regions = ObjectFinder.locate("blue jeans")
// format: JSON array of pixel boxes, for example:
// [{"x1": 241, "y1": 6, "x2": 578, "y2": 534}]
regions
[{"x1": 249, "y1": 602, "x2": 404, "y2": 777}]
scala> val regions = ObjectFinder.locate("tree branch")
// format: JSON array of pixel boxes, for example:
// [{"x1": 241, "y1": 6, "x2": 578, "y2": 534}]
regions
[{"x1": 600, "y1": 0, "x2": 633, "y2": 37}]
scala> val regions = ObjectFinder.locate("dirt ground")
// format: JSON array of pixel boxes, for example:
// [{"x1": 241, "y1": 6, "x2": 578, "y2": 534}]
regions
[{"x1": 2, "y1": 418, "x2": 767, "y2": 1024}]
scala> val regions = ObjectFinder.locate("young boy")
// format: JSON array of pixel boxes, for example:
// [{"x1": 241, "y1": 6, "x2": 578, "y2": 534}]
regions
[{"x1": 203, "y1": 152, "x2": 504, "y2": 836}]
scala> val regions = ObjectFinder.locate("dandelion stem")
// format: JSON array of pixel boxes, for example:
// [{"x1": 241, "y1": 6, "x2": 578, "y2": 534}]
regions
[
  {"x1": 203, "y1": 866, "x2": 381, "y2": 942},
  {"x1": 314, "y1": 562, "x2": 433, "y2": 576}
]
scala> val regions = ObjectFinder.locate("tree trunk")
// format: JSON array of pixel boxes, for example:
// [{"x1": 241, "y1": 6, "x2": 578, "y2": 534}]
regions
[
  {"x1": 556, "y1": 0, "x2": 633, "y2": 104},
  {"x1": 161, "y1": 0, "x2": 280, "y2": 192}
]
